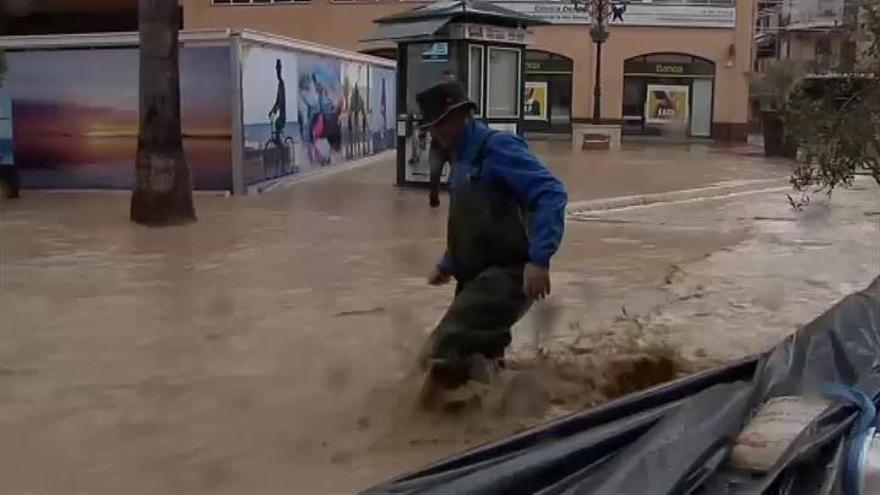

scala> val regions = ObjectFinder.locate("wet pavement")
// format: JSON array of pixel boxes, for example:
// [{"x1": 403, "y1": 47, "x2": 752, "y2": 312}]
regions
[{"x1": 1, "y1": 141, "x2": 877, "y2": 494}]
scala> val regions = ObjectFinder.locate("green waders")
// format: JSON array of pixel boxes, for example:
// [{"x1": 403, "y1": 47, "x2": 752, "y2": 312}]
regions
[{"x1": 423, "y1": 132, "x2": 532, "y2": 389}]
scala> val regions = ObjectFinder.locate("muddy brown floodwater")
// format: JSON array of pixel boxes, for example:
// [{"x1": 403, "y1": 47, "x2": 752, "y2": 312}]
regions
[{"x1": 1, "y1": 142, "x2": 877, "y2": 494}]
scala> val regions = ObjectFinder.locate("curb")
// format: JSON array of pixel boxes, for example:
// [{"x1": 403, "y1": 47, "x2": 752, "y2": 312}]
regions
[
  {"x1": 566, "y1": 178, "x2": 790, "y2": 215},
  {"x1": 252, "y1": 149, "x2": 395, "y2": 194}
]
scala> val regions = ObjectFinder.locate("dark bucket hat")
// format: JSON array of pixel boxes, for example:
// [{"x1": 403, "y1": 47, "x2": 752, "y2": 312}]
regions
[{"x1": 416, "y1": 82, "x2": 477, "y2": 128}]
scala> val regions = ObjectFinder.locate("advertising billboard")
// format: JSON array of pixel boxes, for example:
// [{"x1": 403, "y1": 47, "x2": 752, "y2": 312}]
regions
[
  {"x1": 524, "y1": 81, "x2": 548, "y2": 121},
  {"x1": 494, "y1": 2, "x2": 735, "y2": 28},
  {"x1": 369, "y1": 66, "x2": 396, "y2": 154},
  {"x1": 296, "y1": 53, "x2": 344, "y2": 169},
  {"x1": 3, "y1": 47, "x2": 233, "y2": 190},
  {"x1": 645, "y1": 84, "x2": 689, "y2": 124},
  {"x1": 341, "y1": 61, "x2": 370, "y2": 160},
  {"x1": 242, "y1": 46, "x2": 300, "y2": 185},
  {"x1": 241, "y1": 47, "x2": 396, "y2": 187}
]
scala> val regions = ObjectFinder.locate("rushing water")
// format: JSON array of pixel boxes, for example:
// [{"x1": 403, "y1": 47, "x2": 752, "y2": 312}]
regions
[{"x1": 1, "y1": 142, "x2": 876, "y2": 494}]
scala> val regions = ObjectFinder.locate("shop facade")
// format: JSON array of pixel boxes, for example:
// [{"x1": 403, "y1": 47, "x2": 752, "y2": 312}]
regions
[
  {"x1": 622, "y1": 53, "x2": 716, "y2": 138},
  {"x1": 4, "y1": 0, "x2": 754, "y2": 143},
  {"x1": 523, "y1": 50, "x2": 574, "y2": 136},
  {"x1": 182, "y1": 0, "x2": 754, "y2": 142}
]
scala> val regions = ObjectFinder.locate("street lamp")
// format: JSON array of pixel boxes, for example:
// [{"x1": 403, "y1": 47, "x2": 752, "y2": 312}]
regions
[{"x1": 572, "y1": 0, "x2": 616, "y2": 123}]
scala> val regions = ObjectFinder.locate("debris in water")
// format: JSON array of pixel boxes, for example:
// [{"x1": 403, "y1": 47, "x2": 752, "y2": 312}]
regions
[
  {"x1": 599, "y1": 352, "x2": 678, "y2": 398},
  {"x1": 334, "y1": 306, "x2": 386, "y2": 317},
  {"x1": 501, "y1": 371, "x2": 550, "y2": 417},
  {"x1": 664, "y1": 264, "x2": 685, "y2": 284},
  {"x1": 325, "y1": 363, "x2": 352, "y2": 391},
  {"x1": 330, "y1": 451, "x2": 355, "y2": 464}
]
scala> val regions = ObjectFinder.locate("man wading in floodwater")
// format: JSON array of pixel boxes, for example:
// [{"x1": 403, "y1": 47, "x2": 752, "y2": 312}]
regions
[{"x1": 417, "y1": 82, "x2": 568, "y2": 404}]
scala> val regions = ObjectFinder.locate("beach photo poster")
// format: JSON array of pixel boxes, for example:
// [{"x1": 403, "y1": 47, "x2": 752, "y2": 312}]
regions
[{"x1": 3, "y1": 47, "x2": 233, "y2": 190}]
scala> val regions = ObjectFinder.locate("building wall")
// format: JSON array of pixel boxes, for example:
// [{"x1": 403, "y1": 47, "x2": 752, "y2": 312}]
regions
[
  {"x1": 783, "y1": 32, "x2": 847, "y2": 73},
  {"x1": 184, "y1": 0, "x2": 405, "y2": 50},
  {"x1": 601, "y1": 26, "x2": 746, "y2": 122},
  {"x1": 786, "y1": 34, "x2": 816, "y2": 61},
  {"x1": 783, "y1": 0, "x2": 845, "y2": 26},
  {"x1": 770, "y1": 0, "x2": 862, "y2": 74},
  {"x1": 529, "y1": 25, "x2": 594, "y2": 123},
  {"x1": 0, "y1": 0, "x2": 139, "y2": 36},
  {"x1": 184, "y1": 0, "x2": 753, "y2": 136}
]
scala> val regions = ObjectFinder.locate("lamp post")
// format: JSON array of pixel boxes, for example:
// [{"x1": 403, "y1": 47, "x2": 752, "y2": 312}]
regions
[{"x1": 572, "y1": 0, "x2": 615, "y2": 123}]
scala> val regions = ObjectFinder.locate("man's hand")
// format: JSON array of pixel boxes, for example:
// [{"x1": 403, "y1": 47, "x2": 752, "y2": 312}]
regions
[
  {"x1": 524, "y1": 263, "x2": 551, "y2": 300},
  {"x1": 428, "y1": 266, "x2": 452, "y2": 286}
]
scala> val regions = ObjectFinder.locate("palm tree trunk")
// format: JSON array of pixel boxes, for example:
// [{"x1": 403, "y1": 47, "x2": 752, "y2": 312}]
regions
[{"x1": 131, "y1": 0, "x2": 196, "y2": 225}]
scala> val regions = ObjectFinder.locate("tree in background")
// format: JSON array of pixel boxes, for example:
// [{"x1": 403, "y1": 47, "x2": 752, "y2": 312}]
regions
[
  {"x1": 785, "y1": 0, "x2": 880, "y2": 197},
  {"x1": 131, "y1": 0, "x2": 196, "y2": 225},
  {"x1": 751, "y1": 59, "x2": 804, "y2": 158}
]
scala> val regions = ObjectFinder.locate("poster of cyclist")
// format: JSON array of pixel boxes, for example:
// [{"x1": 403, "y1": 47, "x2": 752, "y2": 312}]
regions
[
  {"x1": 645, "y1": 84, "x2": 689, "y2": 124},
  {"x1": 241, "y1": 46, "x2": 300, "y2": 185},
  {"x1": 369, "y1": 67, "x2": 396, "y2": 153},
  {"x1": 341, "y1": 62, "x2": 370, "y2": 161}
]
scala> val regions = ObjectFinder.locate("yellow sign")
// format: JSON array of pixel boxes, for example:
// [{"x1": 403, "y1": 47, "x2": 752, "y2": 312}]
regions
[
  {"x1": 524, "y1": 81, "x2": 548, "y2": 121},
  {"x1": 645, "y1": 84, "x2": 689, "y2": 124},
  {"x1": 655, "y1": 64, "x2": 685, "y2": 74}
]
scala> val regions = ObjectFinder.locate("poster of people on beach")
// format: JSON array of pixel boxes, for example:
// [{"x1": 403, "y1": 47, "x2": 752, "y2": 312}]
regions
[
  {"x1": 341, "y1": 62, "x2": 370, "y2": 160},
  {"x1": 297, "y1": 54, "x2": 344, "y2": 168},
  {"x1": 241, "y1": 49, "x2": 396, "y2": 186},
  {"x1": 369, "y1": 66, "x2": 396, "y2": 153}
]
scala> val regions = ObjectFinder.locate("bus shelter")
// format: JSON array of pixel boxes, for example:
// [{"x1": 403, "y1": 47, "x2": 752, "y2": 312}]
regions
[{"x1": 366, "y1": 0, "x2": 546, "y2": 186}]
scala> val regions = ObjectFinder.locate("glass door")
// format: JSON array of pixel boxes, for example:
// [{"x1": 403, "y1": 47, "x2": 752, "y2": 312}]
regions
[{"x1": 690, "y1": 78, "x2": 712, "y2": 137}]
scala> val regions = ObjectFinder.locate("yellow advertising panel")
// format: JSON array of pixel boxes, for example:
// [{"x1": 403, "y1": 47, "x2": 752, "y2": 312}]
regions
[
  {"x1": 645, "y1": 84, "x2": 689, "y2": 124},
  {"x1": 524, "y1": 81, "x2": 548, "y2": 121}
]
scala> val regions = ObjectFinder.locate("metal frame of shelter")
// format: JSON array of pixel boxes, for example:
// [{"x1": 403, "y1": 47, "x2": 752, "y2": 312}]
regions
[{"x1": 365, "y1": 0, "x2": 547, "y2": 187}]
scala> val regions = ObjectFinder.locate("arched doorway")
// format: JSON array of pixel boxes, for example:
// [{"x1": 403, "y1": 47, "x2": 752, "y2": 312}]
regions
[
  {"x1": 622, "y1": 53, "x2": 715, "y2": 138},
  {"x1": 523, "y1": 50, "x2": 573, "y2": 136}
]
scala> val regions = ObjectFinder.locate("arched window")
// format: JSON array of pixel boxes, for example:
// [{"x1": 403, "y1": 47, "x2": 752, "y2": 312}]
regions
[{"x1": 525, "y1": 50, "x2": 574, "y2": 73}]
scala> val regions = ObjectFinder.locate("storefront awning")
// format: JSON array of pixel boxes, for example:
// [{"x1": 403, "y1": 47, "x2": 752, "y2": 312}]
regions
[
  {"x1": 365, "y1": 0, "x2": 547, "y2": 42},
  {"x1": 363, "y1": 18, "x2": 451, "y2": 42}
]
